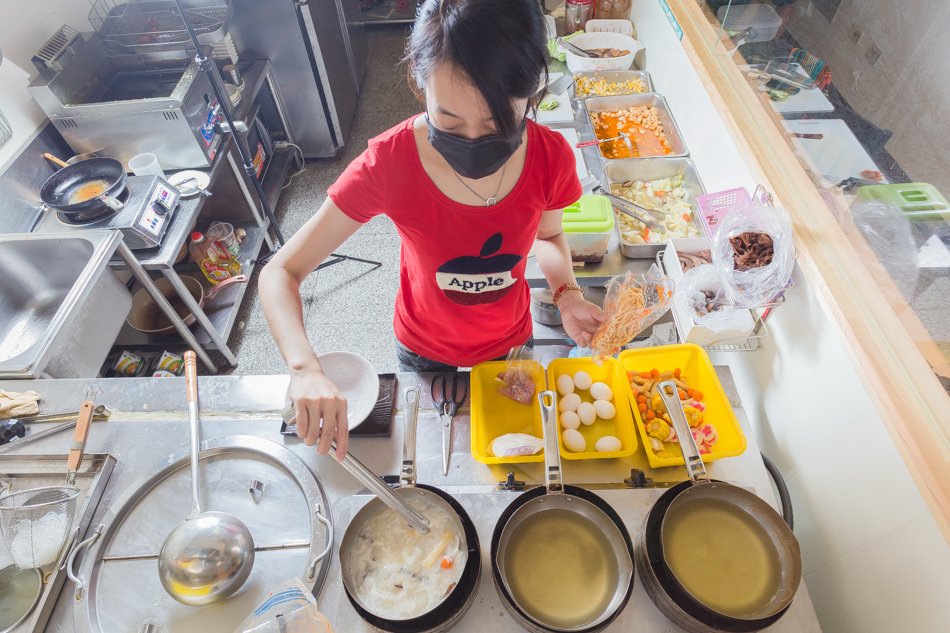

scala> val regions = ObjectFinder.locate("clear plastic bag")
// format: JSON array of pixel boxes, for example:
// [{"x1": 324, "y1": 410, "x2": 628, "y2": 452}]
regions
[
  {"x1": 711, "y1": 206, "x2": 795, "y2": 308},
  {"x1": 495, "y1": 345, "x2": 542, "y2": 405},
  {"x1": 674, "y1": 264, "x2": 756, "y2": 335},
  {"x1": 233, "y1": 580, "x2": 334, "y2": 633},
  {"x1": 851, "y1": 200, "x2": 919, "y2": 296},
  {"x1": 590, "y1": 265, "x2": 675, "y2": 361}
]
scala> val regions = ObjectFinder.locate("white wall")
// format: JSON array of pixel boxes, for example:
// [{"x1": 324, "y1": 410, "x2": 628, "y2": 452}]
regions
[
  {"x1": 0, "y1": 0, "x2": 92, "y2": 168},
  {"x1": 631, "y1": 2, "x2": 950, "y2": 632}
]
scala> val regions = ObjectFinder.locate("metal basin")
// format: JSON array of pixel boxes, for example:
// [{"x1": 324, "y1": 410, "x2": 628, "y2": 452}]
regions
[{"x1": 0, "y1": 231, "x2": 131, "y2": 378}]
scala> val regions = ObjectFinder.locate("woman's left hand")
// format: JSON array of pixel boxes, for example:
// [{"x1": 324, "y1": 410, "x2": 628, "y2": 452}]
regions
[{"x1": 557, "y1": 291, "x2": 606, "y2": 349}]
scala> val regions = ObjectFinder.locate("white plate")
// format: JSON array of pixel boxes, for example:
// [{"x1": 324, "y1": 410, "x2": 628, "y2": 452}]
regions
[
  {"x1": 168, "y1": 170, "x2": 211, "y2": 198},
  {"x1": 317, "y1": 351, "x2": 380, "y2": 430}
]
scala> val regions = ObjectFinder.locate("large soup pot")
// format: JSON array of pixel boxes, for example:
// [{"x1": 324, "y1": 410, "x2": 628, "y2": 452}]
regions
[
  {"x1": 637, "y1": 381, "x2": 802, "y2": 633},
  {"x1": 491, "y1": 391, "x2": 635, "y2": 632},
  {"x1": 340, "y1": 386, "x2": 481, "y2": 632}
]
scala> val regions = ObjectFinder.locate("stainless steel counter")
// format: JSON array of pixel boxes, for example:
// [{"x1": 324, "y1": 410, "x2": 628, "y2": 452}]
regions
[{"x1": 0, "y1": 373, "x2": 821, "y2": 633}]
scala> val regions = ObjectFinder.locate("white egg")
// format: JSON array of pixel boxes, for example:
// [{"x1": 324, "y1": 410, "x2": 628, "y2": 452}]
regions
[
  {"x1": 595, "y1": 435, "x2": 622, "y2": 452},
  {"x1": 558, "y1": 393, "x2": 582, "y2": 412},
  {"x1": 555, "y1": 374, "x2": 575, "y2": 396},
  {"x1": 562, "y1": 428, "x2": 586, "y2": 452},
  {"x1": 560, "y1": 410, "x2": 581, "y2": 430},
  {"x1": 577, "y1": 402, "x2": 597, "y2": 426},
  {"x1": 573, "y1": 370, "x2": 593, "y2": 390},
  {"x1": 593, "y1": 399, "x2": 616, "y2": 420},
  {"x1": 589, "y1": 382, "x2": 613, "y2": 401}
]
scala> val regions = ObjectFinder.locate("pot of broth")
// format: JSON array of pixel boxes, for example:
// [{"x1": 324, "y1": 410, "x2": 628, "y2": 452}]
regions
[
  {"x1": 39, "y1": 157, "x2": 127, "y2": 216},
  {"x1": 491, "y1": 391, "x2": 634, "y2": 632},
  {"x1": 636, "y1": 381, "x2": 802, "y2": 633},
  {"x1": 339, "y1": 386, "x2": 481, "y2": 632}
]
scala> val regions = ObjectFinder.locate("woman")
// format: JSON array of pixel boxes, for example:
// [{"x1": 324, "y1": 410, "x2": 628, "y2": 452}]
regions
[{"x1": 260, "y1": 0, "x2": 604, "y2": 459}]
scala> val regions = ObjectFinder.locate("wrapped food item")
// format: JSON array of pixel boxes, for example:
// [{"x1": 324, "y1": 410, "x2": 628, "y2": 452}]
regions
[
  {"x1": 673, "y1": 264, "x2": 756, "y2": 344},
  {"x1": 491, "y1": 433, "x2": 544, "y2": 457},
  {"x1": 590, "y1": 266, "x2": 674, "y2": 361},
  {"x1": 712, "y1": 206, "x2": 794, "y2": 308},
  {"x1": 496, "y1": 346, "x2": 541, "y2": 405},
  {"x1": 157, "y1": 351, "x2": 184, "y2": 375},
  {"x1": 113, "y1": 351, "x2": 144, "y2": 377}
]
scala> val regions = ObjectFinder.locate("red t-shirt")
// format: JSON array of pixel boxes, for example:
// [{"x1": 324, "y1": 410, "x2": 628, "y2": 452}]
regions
[{"x1": 328, "y1": 116, "x2": 582, "y2": 366}]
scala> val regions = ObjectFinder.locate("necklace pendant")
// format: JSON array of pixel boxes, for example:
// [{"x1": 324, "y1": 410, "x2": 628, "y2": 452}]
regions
[{"x1": 486, "y1": 196, "x2": 497, "y2": 206}]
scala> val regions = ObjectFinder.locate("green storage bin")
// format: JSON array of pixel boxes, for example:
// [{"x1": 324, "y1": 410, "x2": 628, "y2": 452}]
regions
[
  {"x1": 562, "y1": 194, "x2": 614, "y2": 263},
  {"x1": 856, "y1": 183, "x2": 949, "y2": 221}
]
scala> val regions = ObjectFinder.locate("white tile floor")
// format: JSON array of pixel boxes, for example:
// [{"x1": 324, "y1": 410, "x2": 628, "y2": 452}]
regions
[{"x1": 228, "y1": 27, "x2": 415, "y2": 374}]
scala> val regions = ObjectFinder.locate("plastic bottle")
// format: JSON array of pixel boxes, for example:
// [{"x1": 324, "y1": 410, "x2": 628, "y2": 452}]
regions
[
  {"x1": 566, "y1": 0, "x2": 596, "y2": 33},
  {"x1": 189, "y1": 231, "x2": 240, "y2": 284}
]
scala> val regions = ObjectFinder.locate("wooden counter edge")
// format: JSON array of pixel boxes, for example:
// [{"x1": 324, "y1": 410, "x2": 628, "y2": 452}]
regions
[{"x1": 665, "y1": 0, "x2": 950, "y2": 541}]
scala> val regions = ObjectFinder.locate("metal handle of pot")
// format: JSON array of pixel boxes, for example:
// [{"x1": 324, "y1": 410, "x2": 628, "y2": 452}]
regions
[
  {"x1": 307, "y1": 502, "x2": 333, "y2": 580},
  {"x1": 333, "y1": 445, "x2": 430, "y2": 534},
  {"x1": 400, "y1": 387, "x2": 420, "y2": 488},
  {"x1": 657, "y1": 380, "x2": 709, "y2": 483},
  {"x1": 68, "y1": 523, "x2": 104, "y2": 600},
  {"x1": 539, "y1": 390, "x2": 564, "y2": 494}
]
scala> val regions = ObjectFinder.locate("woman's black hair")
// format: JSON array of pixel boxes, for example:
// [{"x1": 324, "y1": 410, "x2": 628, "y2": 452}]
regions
[{"x1": 405, "y1": 0, "x2": 550, "y2": 138}]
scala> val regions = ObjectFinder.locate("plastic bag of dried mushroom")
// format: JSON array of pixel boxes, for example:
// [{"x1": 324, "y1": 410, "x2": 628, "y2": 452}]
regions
[{"x1": 711, "y1": 206, "x2": 795, "y2": 308}]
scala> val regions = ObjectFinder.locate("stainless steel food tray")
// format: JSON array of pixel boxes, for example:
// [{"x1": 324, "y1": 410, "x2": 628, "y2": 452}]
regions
[
  {"x1": 585, "y1": 93, "x2": 689, "y2": 159},
  {"x1": 1, "y1": 453, "x2": 115, "y2": 633},
  {"x1": 605, "y1": 157, "x2": 708, "y2": 259},
  {"x1": 72, "y1": 436, "x2": 332, "y2": 633},
  {"x1": 573, "y1": 70, "x2": 654, "y2": 100}
]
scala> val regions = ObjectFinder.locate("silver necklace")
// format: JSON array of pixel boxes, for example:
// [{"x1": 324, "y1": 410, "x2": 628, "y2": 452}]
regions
[{"x1": 453, "y1": 161, "x2": 509, "y2": 206}]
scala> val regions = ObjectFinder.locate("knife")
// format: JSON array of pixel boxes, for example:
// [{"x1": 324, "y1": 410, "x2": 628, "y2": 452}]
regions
[{"x1": 536, "y1": 75, "x2": 574, "y2": 101}]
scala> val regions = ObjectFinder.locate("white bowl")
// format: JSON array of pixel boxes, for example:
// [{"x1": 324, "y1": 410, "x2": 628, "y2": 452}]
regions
[
  {"x1": 284, "y1": 351, "x2": 380, "y2": 431},
  {"x1": 563, "y1": 32, "x2": 643, "y2": 73}
]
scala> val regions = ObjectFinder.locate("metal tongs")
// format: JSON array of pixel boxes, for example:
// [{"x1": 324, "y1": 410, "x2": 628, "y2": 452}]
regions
[
  {"x1": 593, "y1": 185, "x2": 666, "y2": 232},
  {"x1": 556, "y1": 36, "x2": 594, "y2": 58}
]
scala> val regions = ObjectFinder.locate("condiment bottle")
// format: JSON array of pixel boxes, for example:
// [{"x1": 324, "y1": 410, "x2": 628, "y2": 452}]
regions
[
  {"x1": 594, "y1": 0, "x2": 632, "y2": 20},
  {"x1": 189, "y1": 231, "x2": 240, "y2": 284},
  {"x1": 566, "y1": 0, "x2": 596, "y2": 33}
]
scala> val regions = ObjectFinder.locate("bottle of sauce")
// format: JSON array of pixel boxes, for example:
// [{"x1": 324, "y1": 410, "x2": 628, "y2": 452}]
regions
[
  {"x1": 594, "y1": 0, "x2": 632, "y2": 20},
  {"x1": 189, "y1": 231, "x2": 241, "y2": 284},
  {"x1": 565, "y1": 0, "x2": 595, "y2": 34}
]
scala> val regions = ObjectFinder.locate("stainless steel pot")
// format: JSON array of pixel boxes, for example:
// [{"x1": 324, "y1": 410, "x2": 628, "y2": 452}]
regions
[
  {"x1": 530, "y1": 290, "x2": 561, "y2": 326},
  {"x1": 635, "y1": 381, "x2": 802, "y2": 633},
  {"x1": 339, "y1": 387, "x2": 481, "y2": 632},
  {"x1": 491, "y1": 391, "x2": 635, "y2": 632}
]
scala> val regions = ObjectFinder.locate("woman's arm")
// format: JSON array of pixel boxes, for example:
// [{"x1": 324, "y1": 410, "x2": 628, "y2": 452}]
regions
[
  {"x1": 259, "y1": 197, "x2": 363, "y2": 459},
  {"x1": 534, "y1": 210, "x2": 605, "y2": 347}
]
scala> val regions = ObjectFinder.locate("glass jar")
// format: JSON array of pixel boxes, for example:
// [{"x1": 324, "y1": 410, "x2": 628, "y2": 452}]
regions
[
  {"x1": 565, "y1": 0, "x2": 596, "y2": 34},
  {"x1": 594, "y1": 0, "x2": 632, "y2": 20}
]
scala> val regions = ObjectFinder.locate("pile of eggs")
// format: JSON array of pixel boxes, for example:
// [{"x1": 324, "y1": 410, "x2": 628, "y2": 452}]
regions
[{"x1": 555, "y1": 371, "x2": 622, "y2": 453}]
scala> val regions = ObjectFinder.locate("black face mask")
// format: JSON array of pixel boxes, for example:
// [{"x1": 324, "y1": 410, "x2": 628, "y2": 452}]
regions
[{"x1": 426, "y1": 114, "x2": 525, "y2": 180}]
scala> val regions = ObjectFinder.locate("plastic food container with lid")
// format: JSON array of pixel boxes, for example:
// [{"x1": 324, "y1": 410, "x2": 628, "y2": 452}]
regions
[
  {"x1": 562, "y1": 194, "x2": 615, "y2": 263},
  {"x1": 716, "y1": 3, "x2": 783, "y2": 42}
]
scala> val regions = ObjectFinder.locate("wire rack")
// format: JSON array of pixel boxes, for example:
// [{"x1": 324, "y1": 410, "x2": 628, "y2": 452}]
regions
[
  {"x1": 89, "y1": 0, "x2": 232, "y2": 54},
  {"x1": 0, "y1": 110, "x2": 12, "y2": 149}
]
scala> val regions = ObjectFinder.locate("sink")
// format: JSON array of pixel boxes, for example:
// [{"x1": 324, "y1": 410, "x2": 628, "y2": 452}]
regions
[{"x1": 0, "y1": 231, "x2": 132, "y2": 378}]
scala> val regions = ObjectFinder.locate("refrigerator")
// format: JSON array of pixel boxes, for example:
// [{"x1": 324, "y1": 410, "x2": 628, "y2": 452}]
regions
[{"x1": 230, "y1": 0, "x2": 369, "y2": 157}]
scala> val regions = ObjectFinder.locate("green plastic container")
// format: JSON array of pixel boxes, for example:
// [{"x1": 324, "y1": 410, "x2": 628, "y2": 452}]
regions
[
  {"x1": 856, "y1": 183, "x2": 949, "y2": 221},
  {"x1": 562, "y1": 194, "x2": 614, "y2": 262}
]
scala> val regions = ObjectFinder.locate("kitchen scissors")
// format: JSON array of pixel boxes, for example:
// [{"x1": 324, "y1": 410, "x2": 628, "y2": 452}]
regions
[{"x1": 430, "y1": 372, "x2": 468, "y2": 475}]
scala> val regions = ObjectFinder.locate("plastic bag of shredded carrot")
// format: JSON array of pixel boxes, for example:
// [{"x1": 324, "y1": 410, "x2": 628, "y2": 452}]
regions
[{"x1": 590, "y1": 266, "x2": 675, "y2": 361}]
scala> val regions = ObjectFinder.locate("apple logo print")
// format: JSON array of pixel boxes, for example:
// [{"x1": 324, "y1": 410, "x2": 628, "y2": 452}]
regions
[{"x1": 435, "y1": 233, "x2": 523, "y2": 306}]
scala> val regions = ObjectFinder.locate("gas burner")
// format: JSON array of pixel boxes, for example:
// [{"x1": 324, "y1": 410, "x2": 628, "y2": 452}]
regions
[{"x1": 56, "y1": 188, "x2": 131, "y2": 225}]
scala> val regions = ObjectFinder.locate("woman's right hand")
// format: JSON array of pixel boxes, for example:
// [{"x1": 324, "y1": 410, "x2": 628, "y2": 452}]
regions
[{"x1": 288, "y1": 366, "x2": 349, "y2": 460}]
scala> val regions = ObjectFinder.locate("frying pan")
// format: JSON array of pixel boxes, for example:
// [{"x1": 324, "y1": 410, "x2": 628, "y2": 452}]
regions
[
  {"x1": 39, "y1": 157, "x2": 126, "y2": 215},
  {"x1": 127, "y1": 275, "x2": 248, "y2": 335},
  {"x1": 635, "y1": 381, "x2": 802, "y2": 633},
  {"x1": 340, "y1": 387, "x2": 481, "y2": 632},
  {"x1": 491, "y1": 391, "x2": 634, "y2": 632}
]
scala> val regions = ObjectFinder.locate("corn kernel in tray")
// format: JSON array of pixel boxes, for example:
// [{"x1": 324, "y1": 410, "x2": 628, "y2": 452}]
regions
[{"x1": 575, "y1": 75, "x2": 647, "y2": 97}]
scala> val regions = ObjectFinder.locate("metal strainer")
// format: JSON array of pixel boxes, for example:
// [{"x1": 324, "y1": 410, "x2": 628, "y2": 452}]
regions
[{"x1": 0, "y1": 388, "x2": 99, "y2": 569}]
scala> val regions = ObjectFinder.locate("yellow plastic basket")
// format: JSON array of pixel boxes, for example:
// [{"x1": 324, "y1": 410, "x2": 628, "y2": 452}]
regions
[
  {"x1": 546, "y1": 357, "x2": 638, "y2": 460},
  {"x1": 617, "y1": 344, "x2": 746, "y2": 468},
  {"x1": 470, "y1": 361, "x2": 545, "y2": 464}
]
